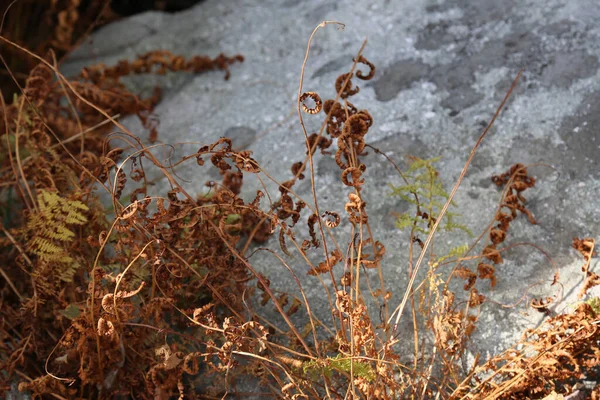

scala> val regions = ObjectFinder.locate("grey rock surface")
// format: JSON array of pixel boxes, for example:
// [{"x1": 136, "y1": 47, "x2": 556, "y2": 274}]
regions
[{"x1": 62, "y1": 0, "x2": 600, "y2": 393}]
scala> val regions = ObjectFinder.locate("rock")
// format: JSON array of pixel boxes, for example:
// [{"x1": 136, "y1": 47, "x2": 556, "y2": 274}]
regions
[{"x1": 61, "y1": 0, "x2": 600, "y2": 394}]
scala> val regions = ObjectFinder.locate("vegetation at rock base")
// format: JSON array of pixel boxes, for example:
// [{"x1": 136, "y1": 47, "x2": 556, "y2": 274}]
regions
[{"x1": 0, "y1": 7, "x2": 599, "y2": 400}]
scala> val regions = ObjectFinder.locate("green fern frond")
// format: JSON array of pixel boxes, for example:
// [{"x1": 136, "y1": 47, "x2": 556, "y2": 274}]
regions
[
  {"x1": 30, "y1": 237, "x2": 66, "y2": 255},
  {"x1": 444, "y1": 222, "x2": 473, "y2": 235},
  {"x1": 396, "y1": 192, "x2": 420, "y2": 205},
  {"x1": 433, "y1": 244, "x2": 469, "y2": 268},
  {"x1": 27, "y1": 190, "x2": 89, "y2": 281},
  {"x1": 30, "y1": 237, "x2": 73, "y2": 263},
  {"x1": 391, "y1": 157, "x2": 470, "y2": 236},
  {"x1": 430, "y1": 183, "x2": 449, "y2": 199},
  {"x1": 444, "y1": 213, "x2": 473, "y2": 236},
  {"x1": 395, "y1": 213, "x2": 415, "y2": 230},
  {"x1": 586, "y1": 297, "x2": 600, "y2": 314},
  {"x1": 302, "y1": 355, "x2": 376, "y2": 382},
  {"x1": 40, "y1": 224, "x2": 75, "y2": 241},
  {"x1": 406, "y1": 156, "x2": 441, "y2": 174},
  {"x1": 329, "y1": 355, "x2": 376, "y2": 381},
  {"x1": 58, "y1": 261, "x2": 80, "y2": 282},
  {"x1": 390, "y1": 183, "x2": 421, "y2": 194}
]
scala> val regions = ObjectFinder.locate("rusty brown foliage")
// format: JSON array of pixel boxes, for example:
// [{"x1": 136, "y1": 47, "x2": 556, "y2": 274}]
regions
[
  {"x1": 453, "y1": 163, "x2": 537, "y2": 292},
  {"x1": 0, "y1": 18, "x2": 597, "y2": 400},
  {"x1": 0, "y1": 0, "x2": 118, "y2": 101},
  {"x1": 0, "y1": 28, "x2": 256, "y2": 397}
]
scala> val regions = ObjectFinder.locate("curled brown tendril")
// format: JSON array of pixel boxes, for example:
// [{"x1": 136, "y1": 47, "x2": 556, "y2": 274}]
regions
[
  {"x1": 279, "y1": 224, "x2": 292, "y2": 257},
  {"x1": 291, "y1": 162, "x2": 306, "y2": 180},
  {"x1": 477, "y1": 263, "x2": 497, "y2": 288},
  {"x1": 531, "y1": 296, "x2": 555, "y2": 313},
  {"x1": 354, "y1": 55, "x2": 376, "y2": 80},
  {"x1": 306, "y1": 133, "x2": 333, "y2": 156},
  {"x1": 335, "y1": 72, "x2": 360, "y2": 99},
  {"x1": 299, "y1": 91, "x2": 323, "y2": 114},
  {"x1": 345, "y1": 193, "x2": 368, "y2": 224},
  {"x1": 342, "y1": 114, "x2": 368, "y2": 138},
  {"x1": 341, "y1": 164, "x2": 366, "y2": 187},
  {"x1": 322, "y1": 211, "x2": 340, "y2": 228}
]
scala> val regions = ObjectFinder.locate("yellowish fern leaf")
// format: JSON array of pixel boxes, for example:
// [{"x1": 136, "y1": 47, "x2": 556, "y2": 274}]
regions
[{"x1": 27, "y1": 190, "x2": 89, "y2": 282}]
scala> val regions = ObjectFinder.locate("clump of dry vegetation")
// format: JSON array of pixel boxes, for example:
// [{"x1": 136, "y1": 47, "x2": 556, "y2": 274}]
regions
[
  {"x1": 0, "y1": 0, "x2": 119, "y2": 102},
  {"x1": 0, "y1": 9, "x2": 599, "y2": 400}
]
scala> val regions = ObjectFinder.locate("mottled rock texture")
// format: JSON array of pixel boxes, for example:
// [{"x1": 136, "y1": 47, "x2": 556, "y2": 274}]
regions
[{"x1": 62, "y1": 0, "x2": 600, "y2": 364}]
